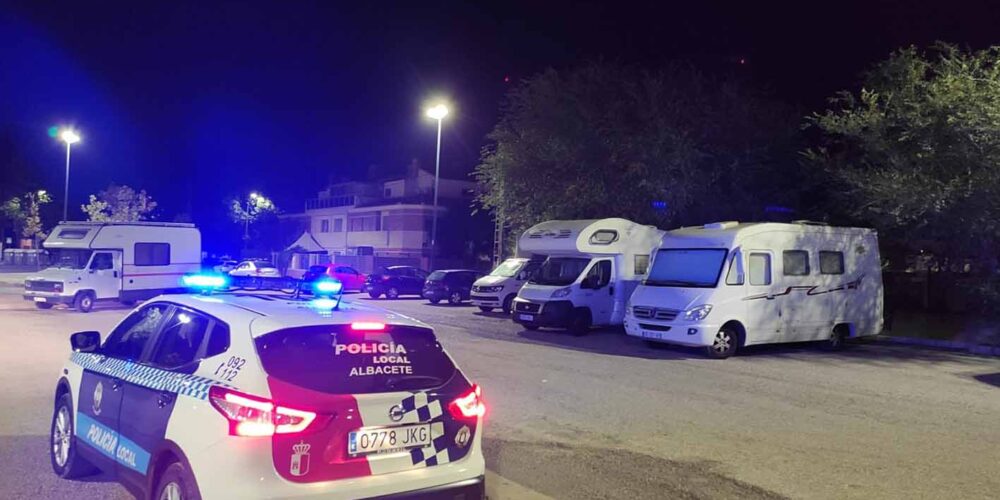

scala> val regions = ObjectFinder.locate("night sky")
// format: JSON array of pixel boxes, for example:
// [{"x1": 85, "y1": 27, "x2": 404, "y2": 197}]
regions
[{"x1": 2, "y1": 0, "x2": 999, "y2": 250}]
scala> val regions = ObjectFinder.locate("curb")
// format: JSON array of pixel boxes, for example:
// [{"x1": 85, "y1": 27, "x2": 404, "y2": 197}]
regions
[{"x1": 873, "y1": 335, "x2": 1000, "y2": 357}]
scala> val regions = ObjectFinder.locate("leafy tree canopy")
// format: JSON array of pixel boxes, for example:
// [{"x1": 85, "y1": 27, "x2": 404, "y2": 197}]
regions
[
  {"x1": 2, "y1": 190, "x2": 51, "y2": 240},
  {"x1": 82, "y1": 184, "x2": 157, "y2": 222},
  {"x1": 474, "y1": 61, "x2": 800, "y2": 238},
  {"x1": 804, "y1": 43, "x2": 1000, "y2": 264}
]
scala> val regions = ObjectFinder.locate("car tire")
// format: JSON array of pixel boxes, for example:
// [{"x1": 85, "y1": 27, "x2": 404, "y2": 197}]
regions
[
  {"x1": 822, "y1": 325, "x2": 848, "y2": 351},
  {"x1": 502, "y1": 294, "x2": 515, "y2": 315},
  {"x1": 478, "y1": 306, "x2": 494, "y2": 312},
  {"x1": 429, "y1": 298, "x2": 441, "y2": 304},
  {"x1": 523, "y1": 322, "x2": 540, "y2": 331},
  {"x1": 51, "y1": 393, "x2": 97, "y2": 479},
  {"x1": 35, "y1": 302, "x2": 54, "y2": 310},
  {"x1": 74, "y1": 292, "x2": 95, "y2": 313},
  {"x1": 569, "y1": 310, "x2": 592, "y2": 336},
  {"x1": 154, "y1": 461, "x2": 201, "y2": 500},
  {"x1": 368, "y1": 291, "x2": 382, "y2": 299},
  {"x1": 705, "y1": 326, "x2": 739, "y2": 359},
  {"x1": 448, "y1": 291, "x2": 463, "y2": 305},
  {"x1": 386, "y1": 287, "x2": 400, "y2": 299}
]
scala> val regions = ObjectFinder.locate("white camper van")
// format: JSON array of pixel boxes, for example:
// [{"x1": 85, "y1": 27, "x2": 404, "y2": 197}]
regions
[
  {"x1": 512, "y1": 218, "x2": 663, "y2": 333},
  {"x1": 23, "y1": 222, "x2": 201, "y2": 312},
  {"x1": 470, "y1": 257, "x2": 543, "y2": 314},
  {"x1": 625, "y1": 221, "x2": 883, "y2": 358}
]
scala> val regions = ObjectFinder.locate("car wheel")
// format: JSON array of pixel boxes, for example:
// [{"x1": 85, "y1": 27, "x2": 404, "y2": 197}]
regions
[
  {"x1": 386, "y1": 287, "x2": 400, "y2": 299},
  {"x1": 523, "y1": 322, "x2": 540, "y2": 331},
  {"x1": 429, "y1": 298, "x2": 441, "y2": 304},
  {"x1": 368, "y1": 291, "x2": 382, "y2": 299},
  {"x1": 35, "y1": 302, "x2": 54, "y2": 310},
  {"x1": 569, "y1": 310, "x2": 592, "y2": 336},
  {"x1": 74, "y1": 292, "x2": 95, "y2": 313},
  {"x1": 51, "y1": 393, "x2": 97, "y2": 478},
  {"x1": 154, "y1": 461, "x2": 201, "y2": 500},
  {"x1": 502, "y1": 294, "x2": 515, "y2": 314},
  {"x1": 478, "y1": 306, "x2": 494, "y2": 313},
  {"x1": 448, "y1": 291, "x2": 463, "y2": 305},
  {"x1": 822, "y1": 325, "x2": 848, "y2": 351},
  {"x1": 705, "y1": 327, "x2": 738, "y2": 359}
]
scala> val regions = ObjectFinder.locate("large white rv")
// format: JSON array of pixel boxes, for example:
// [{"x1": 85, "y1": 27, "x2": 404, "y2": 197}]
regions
[
  {"x1": 625, "y1": 221, "x2": 883, "y2": 358},
  {"x1": 512, "y1": 218, "x2": 663, "y2": 333},
  {"x1": 23, "y1": 222, "x2": 201, "y2": 312}
]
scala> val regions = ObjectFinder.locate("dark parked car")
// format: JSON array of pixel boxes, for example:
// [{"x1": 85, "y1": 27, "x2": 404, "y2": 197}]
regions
[
  {"x1": 422, "y1": 270, "x2": 484, "y2": 305},
  {"x1": 364, "y1": 265, "x2": 429, "y2": 299}
]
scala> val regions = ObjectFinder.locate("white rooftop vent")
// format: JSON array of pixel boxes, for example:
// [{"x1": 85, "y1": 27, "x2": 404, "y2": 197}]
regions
[{"x1": 703, "y1": 221, "x2": 739, "y2": 230}]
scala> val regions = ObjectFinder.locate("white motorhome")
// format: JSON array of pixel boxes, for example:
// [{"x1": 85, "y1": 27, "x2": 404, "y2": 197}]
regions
[
  {"x1": 470, "y1": 257, "x2": 543, "y2": 314},
  {"x1": 625, "y1": 221, "x2": 883, "y2": 358},
  {"x1": 511, "y1": 218, "x2": 663, "y2": 333},
  {"x1": 23, "y1": 222, "x2": 201, "y2": 312}
]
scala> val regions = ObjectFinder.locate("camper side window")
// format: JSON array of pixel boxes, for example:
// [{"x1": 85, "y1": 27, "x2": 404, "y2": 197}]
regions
[
  {"x1": 819, "y1": 251, "x2": 845, "y2": 275},
  {"x1": 725, "y1": 255, "x2": 743, "y2": 285},
  {"x1": 135, "y1": 242, "x2": 171, "y2": 266},
  {"x1": 748, "y1": 253, "x2": 771, "y2": 286},
  {"x1": 782, "y1": 250, "x2": 810, "y2": 276}
]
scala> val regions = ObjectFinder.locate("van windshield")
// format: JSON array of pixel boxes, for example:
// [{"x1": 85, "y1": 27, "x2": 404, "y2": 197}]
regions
[
  {"x1": 489, "y1": 259, "x2": 525, "y2": 278},
  {"x1": 47, "y1": 249, "x2": 93, "y2": 270},
  {"x1": 531, "y1": 257, "x2": 590, "y2": 286},
  {"x1": 645, "y1": 249, "x2": 728, "y2": 288}
]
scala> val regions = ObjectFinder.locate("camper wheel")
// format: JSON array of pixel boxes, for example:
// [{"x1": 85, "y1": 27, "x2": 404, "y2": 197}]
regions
[
  {"x1": 74, "y1": 291, "x2": 96, "y2": 313},
  {"x1": 822, "y1": 324, "x2": 849, "y2": 350},
  {"x1": 706, "y1": 326, "x2": 738, "y2": 359},
  {"x1": 569, "y1": 309, "x2": 592, "y2": 336}
]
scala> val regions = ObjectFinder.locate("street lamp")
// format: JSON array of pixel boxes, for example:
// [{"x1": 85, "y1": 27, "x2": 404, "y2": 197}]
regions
[
  {"x1": 58, "y1": 128, "x2": 81, "y2": 221},
  {"x1": 425, "y1": 103, "x2": 449, "y2": 271}
]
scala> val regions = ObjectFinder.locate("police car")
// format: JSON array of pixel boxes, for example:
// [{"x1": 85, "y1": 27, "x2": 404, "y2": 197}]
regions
[{"x1": 49, "y1": 276, "x2": 486, "y2": 499}]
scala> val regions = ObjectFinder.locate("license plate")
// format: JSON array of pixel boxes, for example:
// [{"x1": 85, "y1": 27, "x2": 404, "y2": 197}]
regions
[
  {"x1": 519, "y1": 314, "x2": 534, "y2": 321},
  {"x1": 33, "y1": 297, "x2": 46, "y2": 303},
  {"x1": 642, "y1": 331, "x2": 664, "y2": 340},
  {"x1": 348, "y1": 424, "x2": 431, "y2": 456}
]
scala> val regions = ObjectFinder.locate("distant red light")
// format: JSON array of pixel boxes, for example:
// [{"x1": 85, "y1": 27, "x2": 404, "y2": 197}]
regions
[
  {"x1": 739, "y1": 58, "x2": 746, "y2": 65},
  {"x1": 503, "y1": 75, "x2": 510, "y2": 83}
]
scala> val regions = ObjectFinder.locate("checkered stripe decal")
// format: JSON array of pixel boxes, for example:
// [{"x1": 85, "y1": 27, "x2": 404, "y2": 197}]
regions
[
  {"x1": 399, "y1": 392, "x2": 443, "y2": 421},
  {"x1": 409, "y1": 421, "x2": 450, "y2": 466},
  {"x1": 71, "y1": 352, "x2": 228, "y2": 400}
]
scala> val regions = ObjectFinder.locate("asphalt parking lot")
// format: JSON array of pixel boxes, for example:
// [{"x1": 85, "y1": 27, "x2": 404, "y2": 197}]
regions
[{"x1": 1, "y1": 289, "x2": 999, "y2": 499}]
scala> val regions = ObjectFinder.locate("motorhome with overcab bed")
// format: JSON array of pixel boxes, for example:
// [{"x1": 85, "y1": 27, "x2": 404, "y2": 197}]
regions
[
  {"x1": 624, "y1": 221, "x2": 883, "y2": 358},
  {"x1": 511, "y1": 218, "x2": 664, "y2": 333},
  {"x1": 22, "y1": 222, "x2": 201, "y2": 312}
]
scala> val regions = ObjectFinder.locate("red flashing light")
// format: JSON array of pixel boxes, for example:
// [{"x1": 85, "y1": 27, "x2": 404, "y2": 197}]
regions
[
  {"x1": 351, "y1": 322, "x2": 386, "y2": 331},
  {"x1": 209, "y1": 386, "x2": 318, "y2": 437},
  {"x1": 448, "y1": 384, "x2": 485, "y2": 420}
]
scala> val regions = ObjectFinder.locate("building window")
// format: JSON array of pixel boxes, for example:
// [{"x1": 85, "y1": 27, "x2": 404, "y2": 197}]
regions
[
  {"x1": 782, "y1": 250, "x2": 810, "y2": 276},
  {"x1": 320, "y1": 219, "x2": 330, "y2": 233},
  {"x1": 819, "y1": 251, "x2": 845, "y2": 275},
  {"x1": 333, "y1": 218, "x2": 343, "y2": 232},
  {"x1": 349, "y1": 214, "x2": 380, "y2": 232},
  {"x1": 134, "y1": 243, "x2": 170, "y2": 266},
  {"x1": 384, "y1": 188, "x2": 392, "y2": 197}
]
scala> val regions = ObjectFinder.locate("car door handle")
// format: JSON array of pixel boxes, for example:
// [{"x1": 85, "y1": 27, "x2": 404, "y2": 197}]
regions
[
  {"x1": 111, "y1": 378, "x2": 123, "y2": 391},
  {"x1": 157, "y1": 392, "x2": 175, "y2": 408}
]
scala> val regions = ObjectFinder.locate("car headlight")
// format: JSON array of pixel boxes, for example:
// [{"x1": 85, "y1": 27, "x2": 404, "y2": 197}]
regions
[
  {"x1": 551, "y1": 287, "x2": 572, "y2": 298},
  {"x1": 682, "y1": 304, "x2": 713, "y2": 321},
  {"x1": 477, "y1": 285, "x2": 503, "y2": 293},
  {"x1": 625, "y1": 299, "x2": 632, "y2": 316}
]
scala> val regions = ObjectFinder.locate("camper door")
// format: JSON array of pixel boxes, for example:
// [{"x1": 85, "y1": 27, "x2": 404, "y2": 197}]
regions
[
  {"x1": 578, "y1": 259, "x2": 614, "y2": 325},
  {"x1": 87, "y1": 250, "x2": 122, "y2": 299}
]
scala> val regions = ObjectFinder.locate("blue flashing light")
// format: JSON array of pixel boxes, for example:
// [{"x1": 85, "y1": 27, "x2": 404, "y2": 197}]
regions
[
  {"x1": 309, "y1": 298, "x2": 338, "y2": 310},
  {"x1": 313, "y1": 279, "x2": 343, "y2": 295},
  {"x1": 182, "y1": 274, "x2": 228, "y2": 290}
]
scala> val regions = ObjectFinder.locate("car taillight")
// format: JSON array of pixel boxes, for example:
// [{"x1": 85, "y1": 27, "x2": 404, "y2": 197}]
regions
[
  {"x1": 448, "y1": 384, "x2": 485, "y2": 420},
  {"x1": 209, "y1": 386, "x2": 318, "y2": 437}
]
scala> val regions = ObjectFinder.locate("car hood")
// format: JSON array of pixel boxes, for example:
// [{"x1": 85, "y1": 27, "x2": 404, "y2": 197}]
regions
[
  {"x1": 25, "y1": 268, "x2": 85, "y2": 283},
  {"x1": 630, "y1": 285, "x2": 713, "y2": 311},
  {"x1": 517, "y1": 284, "x2": 566, "y2": 301},
  {"x1": 473, "y1": 275, "x2": 507, "y2": 286}
]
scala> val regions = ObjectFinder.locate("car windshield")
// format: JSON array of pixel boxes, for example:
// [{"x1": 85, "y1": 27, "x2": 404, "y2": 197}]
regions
[
  {"x1": 47, "y1": 249, "x2": 93, "y2": 270},
  {"x1": 530, "y1": 257, "x2": 591, "y2": 286},
  {"x1": 489, "y1": 259, "x2": 525, "y2": 278},
  {"x1": 644, "y1": 248, "x2": 728, "y2": 288}
]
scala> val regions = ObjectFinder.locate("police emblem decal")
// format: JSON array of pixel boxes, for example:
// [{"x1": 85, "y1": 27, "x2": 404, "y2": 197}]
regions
[
  {"x1": 92, "y1": 381, "x2": 104, "y2": 416},
  {"x1": 290, "y1": 441, "x2": 311, "y2": 477}
]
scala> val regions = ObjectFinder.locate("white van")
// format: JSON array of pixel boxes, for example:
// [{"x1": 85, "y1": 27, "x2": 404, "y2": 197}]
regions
[
  {"x1": 23, "y1": 222, "x2": 201, "y2": 312},
  {"x1": 470, "y1": 257, "x2": 543, "y2": 314},
  {"x1": 511, "y1": 218, "x2": 663, "y2": 333},
  {"x1": 625, "y1": 221, "x2": 883, "y2": 358}
]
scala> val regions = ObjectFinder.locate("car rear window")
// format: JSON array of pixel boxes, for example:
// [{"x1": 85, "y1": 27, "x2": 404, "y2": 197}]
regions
[
  {"x1": 254, "y1": 325, "x2": 457, "y2": 394},
  {"x1": 427, "y1": 271, "x2": 447, "y2": 281}
]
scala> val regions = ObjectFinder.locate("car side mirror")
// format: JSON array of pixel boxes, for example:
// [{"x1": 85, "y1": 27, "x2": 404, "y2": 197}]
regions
[{"x1": 70, "y1": 331, "x2": 101, "y2": 353}]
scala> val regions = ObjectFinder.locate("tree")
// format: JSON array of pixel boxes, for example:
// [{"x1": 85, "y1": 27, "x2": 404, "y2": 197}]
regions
[
  {"x1": 474, "y1": 62, "x2": 800, "y2": 242},
  {"x1": 228, "y1": 193, "x2": 278, "y2": 248},
  {"x1": 1, "y1": 190, "x2": 52, "y2": 245},
  {"x1": 82, "y1": 184, "x2": 157, "y2": 222},
  {"x1": 804, "y1": 43, "x2": 1000, "y2": 268}
]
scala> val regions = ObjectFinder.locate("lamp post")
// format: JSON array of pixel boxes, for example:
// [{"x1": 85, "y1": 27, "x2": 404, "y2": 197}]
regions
[
  {"x1": 244, "y1": 192, "x2": 259, "y2": 241},
  {"x1": 59, "y1": 129, "x2": 81, "y2": 221},
  {"x1": 425, "y1": 103, "x2": 449, "y2": 271}
]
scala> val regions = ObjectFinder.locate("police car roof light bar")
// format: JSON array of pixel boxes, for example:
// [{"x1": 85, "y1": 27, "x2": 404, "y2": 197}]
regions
[{"x1": 182, "y1": 273, "x2": 229, "y2": 295}]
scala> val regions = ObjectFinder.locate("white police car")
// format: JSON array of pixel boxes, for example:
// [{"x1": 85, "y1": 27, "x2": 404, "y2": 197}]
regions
[{"x1": 49, "y1": 277, "x2": 486, "y2": 499}]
